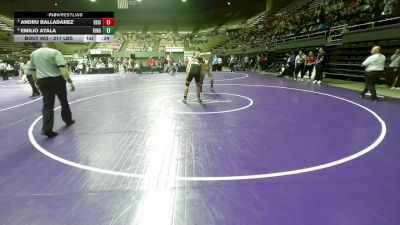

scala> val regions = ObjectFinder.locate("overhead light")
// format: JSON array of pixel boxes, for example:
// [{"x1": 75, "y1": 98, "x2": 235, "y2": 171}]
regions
[
  {"x1": 182, "y1": 0, "x2": 186, "y2": 2},
  {"x1": 54, "y1": 2, "x2": 58, "y2": 6},
  {"x1": 227, "y1": 1, "x2": 231, "y2": 5},
  {"x1": 90, "y1": 0, "x2": 96, "y2": 2},
  {"x1": 137, "y1": 0, "x2": 141, "y2": 2}
]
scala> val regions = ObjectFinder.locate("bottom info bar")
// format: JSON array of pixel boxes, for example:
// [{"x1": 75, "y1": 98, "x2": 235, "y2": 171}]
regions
[{"x1": 14, "y1": 35, "x2": 114, "y2": 43}]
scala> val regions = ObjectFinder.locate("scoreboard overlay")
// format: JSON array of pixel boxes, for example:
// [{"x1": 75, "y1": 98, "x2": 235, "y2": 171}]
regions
[{"x1": 14, "y1": 12, "x2": 114, "y2": 43}]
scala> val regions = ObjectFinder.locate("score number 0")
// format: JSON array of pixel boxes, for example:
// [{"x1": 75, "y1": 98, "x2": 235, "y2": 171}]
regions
[{"x1": 102, "y1": 18, "x2": 114, "y2": 26}]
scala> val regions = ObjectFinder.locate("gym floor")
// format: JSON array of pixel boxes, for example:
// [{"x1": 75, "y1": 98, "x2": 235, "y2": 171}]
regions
[{"x1": 0, "y1": 71, "x2": 399, "y2": 225}]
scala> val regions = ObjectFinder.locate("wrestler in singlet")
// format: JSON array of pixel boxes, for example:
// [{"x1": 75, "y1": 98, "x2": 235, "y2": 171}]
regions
[
  {"x1": 202, "y1": 59, "x2": 214, "y2": 91},
  {"x1": 183, "y1": 56, "x2": 204, "y2": 103}
]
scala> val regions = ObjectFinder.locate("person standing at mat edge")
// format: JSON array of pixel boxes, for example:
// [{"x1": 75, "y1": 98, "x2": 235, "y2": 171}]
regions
[
  {"x1": 360, "y1": 46, "x2": 386, "y2": 102},
  {"x1": 387, "y1": 49, "x2": 400, "y2": 89},
  {"x1": 201, "y1": 58, "x2": 214, "y2": 91},
  {"x1": 30, "y1": 43, "x2": 75, "y2": 138},
  {"x1": 0, "y1": 60, "x2": 8, "y2": 81},
  {"x1": 20, "y1": 57, "x2": 40, "y2": 98},
  {"x1": 314, "y1": 47, "x2": 328, "y2": 84}
]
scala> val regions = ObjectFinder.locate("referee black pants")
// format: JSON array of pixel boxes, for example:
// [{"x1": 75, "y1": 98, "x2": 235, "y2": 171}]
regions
[
  {"x1": 361, "y1": 71, "x2": 381, "y2": 100},
  {"x1": 37, "y1": 76, "x2": 73, "y2": 133}
]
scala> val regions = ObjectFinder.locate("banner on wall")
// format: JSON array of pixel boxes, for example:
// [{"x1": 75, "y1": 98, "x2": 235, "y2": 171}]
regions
[
  {"x1": 184, "y1": 51, "x2": 200, "y2": 57},
  {"x1": 89, "y1": 49, "x2": 102, "y2": 55},
  {"x1": 165, "y1": 47, "x2": 184, "y2": 53}
]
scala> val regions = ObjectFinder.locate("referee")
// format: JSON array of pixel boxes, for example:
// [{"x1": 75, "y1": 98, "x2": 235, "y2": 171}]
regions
[
  {"x1": 30, "y1": 43, "x2": 75, "y2": 138},
  {"x1": 360, "y1": 46, "x2": 386, "y2": 102}
]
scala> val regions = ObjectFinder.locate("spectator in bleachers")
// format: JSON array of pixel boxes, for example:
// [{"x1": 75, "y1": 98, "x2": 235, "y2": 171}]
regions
[
  {"x1": 388, "y1": 49, "x2": 400, "y2": 89},
  {"x1": 214, "y1": 0, "x2": 389, "y2": 52},
  {"x1": 319, "y1": 21, "x2": 329, "y2": 30},
  {"x1": 382, "y1": 0, "x2": 396, "y2": 15},
  {"x1": 360, "y1": 46, "x2": 386, "y2": 101}
]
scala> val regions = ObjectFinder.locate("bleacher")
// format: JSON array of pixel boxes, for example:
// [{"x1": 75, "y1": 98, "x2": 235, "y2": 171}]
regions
[
  {"x1": 96, "y1": 32, "x2": 187, "y2": 52},
  {"x1": 158, "y1": 33, "x2": 185, "y2": 51},
  {"x1": 261, "y1": 37, "x2": 400, "y2": 81},
  {"x1": 213, "y1": 0, "x2": 321, "y2": 52},
  {"x1": 0, "y1": 21, "x2": 13, "y2": 32},
  {"x1": 213, "y1": 0, "x2": 393, "y2": 53},
  {"x1": 0, "y1": 31, "x2": 38, "y2": 55},
  {"x1": 96, "y1": 32, "x2": 125, "y2": 51},
  {"x1": 0, "y1": 14, "x2": 13, "y2": 31},
  {"x1": 326, "y1": 40, "x2": 400, "y2": 79},
  {"x1": 0, "y1": 15, "x2": 39, "y2": 56},
  {"x1": 126, "y1": 34, "x2": 155, "y2": 52},
  {"x1": 211, "y1": 0, "x2": 400, "y2": 82}
]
